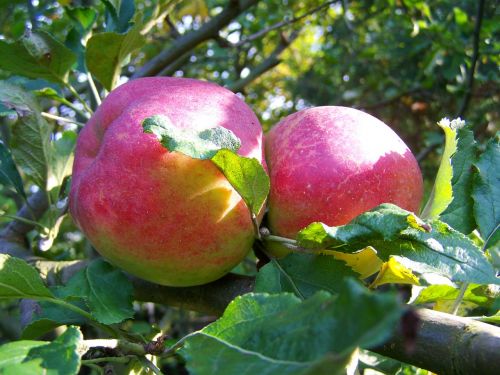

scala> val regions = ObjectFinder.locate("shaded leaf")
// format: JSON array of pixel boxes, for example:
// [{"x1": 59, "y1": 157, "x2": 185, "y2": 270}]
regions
[
  {"x1": 102, "y1": 0, "x2": 136, "y2": 33},
  {"x1": 472, "y1": 136, "x2": 500, "y2": 249},
  {"x1": 254, "y1": 253, "x2": 359, "y2": 298},
  {"x1": 0, "y1": 81, "x2": 51, "y2": 188},
  {"x1": 297, "y1": 204, "x2": 499, "y2": 285},
  {"x1": 85, "y1": 259, "x2": 134, "y2": 324},
  {"x1": 180, "y1": 280, "x2": 402, "y2": 375},
  {"x1": 142, "y1": 115, "x2": 241, "y2": 159},
  {"x1": 86, "y1": 25, "x2": 145, "y2": 90},
  {"x1": 21, "y1": 287, "x2": 86, "y2": 339},
  {"x1": 0, "y1": 254, "x2": 53, "y2": 300},
  {"x1": 0, "y1": 140, "x2": 26, "y2": 199},
  {"x1": 0, "y1": 326, "x2": 83, "y2": 375},
  {"x1": 440, "y1": 127, "x2": 477, "y2": 233},
  {"x1": 212, "y1": 149, "x2": 269, "y2": 216},
  {"x1": 0, "y1": 31, "x2": 76, "y2": 84}
]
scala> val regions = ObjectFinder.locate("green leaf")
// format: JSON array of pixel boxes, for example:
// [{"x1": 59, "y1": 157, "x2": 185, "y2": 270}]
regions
[
  {"x1": 65, "y1": 6, "x2": 97, "y2": 34},
  {"x1": 254, "y1": 253, "x2": 359, "y2": 298},
  {"x1": 297, "y1": 204, "x2": 499, "y2": 285},
  {"x1": 21, "y1": 287, "x2": 86, "y2": 339},
  {"x1": 142, "y1": 115, "x2": 241, "y2": 159},
  {"x1": 34, "y1": 87, "x2": 75, "y2": 108},
  {"x1": 84, "y1": 259, "x2": 134, "y2": 324},
  {"x1": 48, "y1": 131, "x2": 76, "y2": 192},
  {"x1": 421, "y1": 118, "x2": 466, "y2": 220},
  {"x1": 0, "y1": 140, "x2": 26, "y2": 199},
  {"x1": 0, "y1": 254, "x2": 53, "y2": 300},
  {"x1": 0, "y1": 81, "x2": 51, "y2": 188},
  {"x1": 0, "y1": 31, "x2": 76, "y2": 84},
  {"x1": 212, "y1": 149, "x2": 269, "y2": 216},
  {"x1": 472, "y1": 136, "x2": 500, "y2": 249},
  {"x1": 86, "y1": 25, "x2": 145, "y2": 91},
  {"x1": 180, "y1": 280, "x2": 402, "y2": 375},
  {"x1": 440, "y1": 127, "x2": 477, "y2": 233},
  {"x1": 413, "y1": 284, "x2": 495, "y2": 307},
  {"x1": 102, "y1": 0, "x2": 136, "y2": 33},
  {"x1": 0, "y1": 327, "x2": 83, "y2": 375}
]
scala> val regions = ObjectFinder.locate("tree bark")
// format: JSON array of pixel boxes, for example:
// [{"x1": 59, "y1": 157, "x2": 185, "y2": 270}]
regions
[
  {"x1": 131, "y1": 0, "x2": 260, "y2": 78},
  {"x1": 373, "y1": 308, "x2": 500, "y2": 375}
]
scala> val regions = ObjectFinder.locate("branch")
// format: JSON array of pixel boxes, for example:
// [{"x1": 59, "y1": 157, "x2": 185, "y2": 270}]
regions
[
  {"x1": 131, "y1": 0, "x2": 260, "y2": 78},
  {"x1": 228, "y1": 30, "x2": 300, "y2": 92},
  {"x1": 230, "y1": 0, "x2": 338, "y2": 48},
  {"x1": 457, "y1": 0, "x2": 485, "y2": 117},
  {"x1": 372, "y1": 308, "x2": 500, "y2": 375}
]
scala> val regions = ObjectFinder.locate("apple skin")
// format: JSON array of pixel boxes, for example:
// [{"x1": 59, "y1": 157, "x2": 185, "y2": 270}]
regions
[
  {"x1": 70, "y1": 77, "x2": 265, "y2": 286},
  {"x1": 265, "y1": 106, "x2": 424, "y2": 240}
]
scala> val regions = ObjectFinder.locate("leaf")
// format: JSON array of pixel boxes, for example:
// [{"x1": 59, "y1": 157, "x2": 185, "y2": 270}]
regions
[
  {"x1": 84, "y1": 259, "x2": 134, "y2": 324},
  {"x1": 440, "y1": 126, "x2": 477, "y2": 233},
  {"x1": 297, "y1": 204, "x2": 499, "y2": 285},
  {"x1": 48, "y1": 131, "x2": 77, "y2": 192},
  {"x1": 0, "y1": 326, "x2": 83, "y2": 375},
  {"x1": 413, "y1": 284, "x2": 495, "y2": 307},
  {"x1": 86, "y1": 25, "x2": 145, "y2": 91},
  {"x1": 472, "y1": 136, "x2": 500, "y2": 249},
  {"x1": 142, "y1": 115, "x2": 241, "y2": 159},
  {"x1": 369, "y1": 257, "x2": 420, "y2": 289},
  {"x1": 0, "y1": 81, "x2": 51, "y2": 188},
  {"x1": 0, "y1": 31, "x2": 76, "y2": 84},
  {"x1": 0, "y1": 254, "x2": 53, "y2": 300},
  {"x1": 212, "y1": 149, "x2": 270, "y2": 216},
  {"x1": 322, "y1": 247, "x2": 383, "y2": 279},
  {"x1": 0, "y1": 140, "x2": 26, "y2": 199},
  {"x1": 254, "y1": 253, "x2": 359, "y2": 298},
  {"x1": 21, "y1": 287, "x2": 86, "y2": 339},
  {"x1": 180, "y1": 280, "x2": 402, "y2": 375},
  {"x1": 102, "y1": 0, "x2": 136, "y2": 33},
  {"x1": 65, "y1": 6, "x2": 97, "y2": 34},
  {"x1": 421, "y1": 118, "x2": 466, "y2": 220}
]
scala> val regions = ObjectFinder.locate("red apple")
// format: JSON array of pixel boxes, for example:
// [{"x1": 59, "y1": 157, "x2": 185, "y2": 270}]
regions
[
  {"x1": 70, "y1": 77, "x2": 264, "y2": 286},
  {"x1": 265, "y1": 106, "x2": 423, "y2": 239}
]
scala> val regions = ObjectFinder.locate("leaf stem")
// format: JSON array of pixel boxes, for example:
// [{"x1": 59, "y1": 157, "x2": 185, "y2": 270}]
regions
[
  {"x1": 41, "y1": 112, "x2": 85, "y2": 127},
  {"x1": 64, "y1": 82, "x2": 94, "y2": 115},
  {"x1": 140, "y1": 356, "x2": 164, "y2": 375},
  {"x1": 0, "y1": 212, "x2": 49, "y2": 231},
  {"x1": 82, "y1": 355, "x2": 136, "y2": 365},
  {"x1": 87, "y1": 73, "x2": 102, "y2": 106},
  {"x1": 43, "y1": 297, "x2": 119, "y2": 337},
  {"x1": 251, "y1": 213, "x2": 261, "y2": 240},
  {"x1": 451, "y1": 282, "x2": 469, "y2": 315}
]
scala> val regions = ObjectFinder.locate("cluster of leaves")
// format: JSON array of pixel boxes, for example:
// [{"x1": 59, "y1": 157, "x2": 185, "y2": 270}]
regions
[{"x1": 0, "y1": 0, "x2": 498, "y2": 374}]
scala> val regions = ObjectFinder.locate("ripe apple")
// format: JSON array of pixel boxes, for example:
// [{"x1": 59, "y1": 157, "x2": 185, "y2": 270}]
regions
[
  {"x1": 70, "y1": 77, "x2": 265, "y2": 286},
  {"x1": 265, "y1": 105, "x2": 423, "y2": 240}
]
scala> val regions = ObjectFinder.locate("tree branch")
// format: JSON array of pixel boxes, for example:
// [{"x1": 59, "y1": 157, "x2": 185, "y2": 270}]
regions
[
  {"x1": 228, "y1": 30, "x2": 300, "y2": 92},
  {"x1": 229, "y1": 0, "x2": 338, "y2": 48},
  {"x1": 457, "y1": 0, "x2": 485, "y2": 117},
  {"x1": 131, "y1": 0, "x2": 260, "y2": 78},
  {"x1": 372, "y1": 308, "x2": 500, "y2": 375}
]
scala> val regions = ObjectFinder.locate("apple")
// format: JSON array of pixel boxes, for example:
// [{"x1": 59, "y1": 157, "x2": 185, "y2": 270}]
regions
[
  {"x1": 70, "y1": 77, "x2": 265, "y2": 286},
  {"x1": 265, "y1": 106, "x2": 423, "y2": 240}
]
